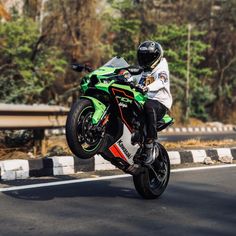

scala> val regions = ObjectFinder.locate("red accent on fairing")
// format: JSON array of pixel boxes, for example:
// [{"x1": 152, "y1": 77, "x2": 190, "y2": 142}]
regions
[
  {"x1": 109, "y1": 144, "x2": 127, "y2": 162},
  {"x1": 109, "y1": 145, "x2": 120, "y2": 157},
  {"x1": 101, "y1": 114, "x2": 109, "y2": 126},
  {"x1": 111, "y1": 88, "x2": 133, "y2": 132}
]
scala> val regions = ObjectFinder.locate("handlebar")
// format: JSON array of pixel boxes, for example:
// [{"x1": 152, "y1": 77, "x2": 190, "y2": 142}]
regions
[
  {"x1": 129, "y1": 82, "x2": 146, "y2": 95},
  {"x1": 113, "y1": 76, "x2": 146, "y2": 95}
]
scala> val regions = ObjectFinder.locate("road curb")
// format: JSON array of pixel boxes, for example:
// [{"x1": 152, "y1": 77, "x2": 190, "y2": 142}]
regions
[
  {"x1": 0, "y1": 147, "x2": 236, "y2": 181},
  {"x1": 162, "y1": 126, "x2": 235, "y2": 133},
  {"x1": 45, "y1": 125, "x2": 236, "y2": 136}
]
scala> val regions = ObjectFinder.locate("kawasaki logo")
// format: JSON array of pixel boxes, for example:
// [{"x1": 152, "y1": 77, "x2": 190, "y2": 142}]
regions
[{"x1": 117, "y1": 140, "x2": 132, "y2": 159}]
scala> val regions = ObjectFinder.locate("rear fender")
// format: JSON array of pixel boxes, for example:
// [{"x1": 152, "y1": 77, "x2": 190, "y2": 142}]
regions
[{"x1": 80, "y1": 96, "x2": 106, "y2": 125}]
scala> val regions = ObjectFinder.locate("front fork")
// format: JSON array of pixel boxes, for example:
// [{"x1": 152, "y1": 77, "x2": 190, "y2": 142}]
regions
[
  {"x1": 80, "y1": 96, "x2": 110, "y2": 138},
  {"x1": 80, "y1": 96, "x2": 107, "y2": 125},
  {"x1": 91, "y1": 107, "x2": 110, "y2": 138}
]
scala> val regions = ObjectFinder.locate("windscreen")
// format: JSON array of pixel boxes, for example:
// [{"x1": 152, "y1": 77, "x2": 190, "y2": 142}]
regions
[{"x1": 103, "y1": 56, "x2": 130, "y2": 68}]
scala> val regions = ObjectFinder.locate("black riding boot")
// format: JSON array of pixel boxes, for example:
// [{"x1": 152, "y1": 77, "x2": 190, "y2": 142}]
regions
[{"x1": 143, "y1": 142, "x2": 155, "y2": 165}]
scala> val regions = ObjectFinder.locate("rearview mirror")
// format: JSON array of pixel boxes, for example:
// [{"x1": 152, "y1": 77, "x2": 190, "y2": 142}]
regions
[
  {"x1": 71, "y1": 63, "x2": 86, "y2": 72},
  {"x1": 71, "y1": 63, "x2": 93, "y2": 72}
]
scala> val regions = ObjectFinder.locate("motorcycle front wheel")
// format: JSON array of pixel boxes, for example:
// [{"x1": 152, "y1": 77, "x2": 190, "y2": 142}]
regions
[
  {"x1": 66, "y1": 99, "x2": 106, "y2": 159},
  {"x1": 133, "y1": 143, "x2": 170, "y2": 199}
]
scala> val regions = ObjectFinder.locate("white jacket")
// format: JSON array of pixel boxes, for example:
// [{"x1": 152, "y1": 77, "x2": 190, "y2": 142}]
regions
[{"x1": 131, "y1": 58, "x2": 173, "y2": 110}]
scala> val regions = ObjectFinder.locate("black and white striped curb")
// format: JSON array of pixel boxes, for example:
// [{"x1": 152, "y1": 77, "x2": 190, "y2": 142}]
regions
[
  {"x1": 0, "y1": 147, "x2": 236, "y2": 181},
  {"x1": 0, "y1": 156, "x2": 94, "y2": 181},
  {"x1": 45, "y1": 125, "x2": 235, "y2": 136},
  {"x1": 162, "y1": 125, "x2": 235, "y2": 133}
]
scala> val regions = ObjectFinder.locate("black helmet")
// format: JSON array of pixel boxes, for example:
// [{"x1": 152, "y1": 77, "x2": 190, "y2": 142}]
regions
[{"x1": 137, "y1": 41, "x2": 163, "y2": 69}]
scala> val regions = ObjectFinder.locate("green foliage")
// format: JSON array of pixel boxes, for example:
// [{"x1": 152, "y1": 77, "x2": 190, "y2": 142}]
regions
[
  {"x1": 0, "y1": 17, "x2": 67, "y2": 104},
  {"x1": 190, "y1": 85, "x2": 215, "y2": 121},
  {"x1": 107, "y1": 0, "x2": 141, "y2": 63},
  {"x1": 111, "y1": 18, "x2": 141, "y2": 62},
  {"x1": 1, "y1": 0, "x2": 235, "y2": 123},
  {"x1": 151, "y1": 24, "x2": 214, "y2": 120},
  {"x1": 108, "y1": 1, "x2": 214, "y2": 121}
]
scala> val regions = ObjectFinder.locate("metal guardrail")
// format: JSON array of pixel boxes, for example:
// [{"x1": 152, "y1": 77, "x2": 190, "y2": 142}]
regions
[
  {"x1": 0, "y1": 103, "x2": 70, "y2": 155},
  {"x1": 0, "y1": 103, "x2": 235, "y2": 155},
  {"x1": 0, "y1": 103, "x2": 69, "y2": 129}
]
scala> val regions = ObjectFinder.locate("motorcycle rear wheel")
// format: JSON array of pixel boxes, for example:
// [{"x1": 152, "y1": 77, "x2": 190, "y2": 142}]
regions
[
  {"x1": 133, "y1": 143, "x2": 170, "y2": 199},
  {"x1": 66, "y1": 99, "x2": 106, "y2": 159}
]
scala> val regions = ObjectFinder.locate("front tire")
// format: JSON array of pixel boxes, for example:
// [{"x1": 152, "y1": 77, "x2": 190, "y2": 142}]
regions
[
  {"x1": 133, "y1": 143, "x2": 170, "y2": 199},
  {"x1": 66, "y1": 99, "x2": 106, "y2": 159}
]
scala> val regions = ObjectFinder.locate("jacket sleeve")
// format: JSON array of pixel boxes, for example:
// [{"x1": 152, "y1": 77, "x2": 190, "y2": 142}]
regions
[
  {"x1": 147, "y1": 79, "x2": 165, "y2": 91},
  {"x1": 147, "y1": 72, "x2": 168, "y2": 91}
]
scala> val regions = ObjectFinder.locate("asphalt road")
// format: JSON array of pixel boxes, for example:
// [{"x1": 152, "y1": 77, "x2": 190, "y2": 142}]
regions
[
  {"x1": 159, "y1": 131, "x2": 236, "y2": 142},
  {"x1": 0, "y1": 166, "x2": 236, "y2": 236}
]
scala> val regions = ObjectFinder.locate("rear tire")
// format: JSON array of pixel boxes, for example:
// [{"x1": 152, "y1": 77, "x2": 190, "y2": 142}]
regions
[
  {"x1": 66, "y1": 99, "x2": 106, "y2": 159},
  {"x1": 133, "y1": 143, "x2": 170, "y2": 199}
]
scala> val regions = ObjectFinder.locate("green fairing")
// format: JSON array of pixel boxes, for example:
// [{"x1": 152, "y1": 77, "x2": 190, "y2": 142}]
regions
[
  {"x1": 89, "y1": 67, "x2": 116, "y2": 77},
  {"x1": 82, "y1": 77, "x2": 146, "y2": 105},
  {"x1": 81, "y1": 83, "x2": 89, "y2": 93},
  {"x1": 162, "y1": 114, "x2": 174, "y2": 123},
  {"x1": 81, "y1": 67, "x2": 117, "y2": 93},
  {"x1": 80, "y1": 96, "x2": 106, "y2": 124},
  {"x1": 81, "y1": 66, "x2": 146, "y2": 107},
  {"x1": 134, "y1": 93, "x2": 146, "y2": 105},
  {"x1": 95, "y1": 81, "x2": 114, "y2": 93}
]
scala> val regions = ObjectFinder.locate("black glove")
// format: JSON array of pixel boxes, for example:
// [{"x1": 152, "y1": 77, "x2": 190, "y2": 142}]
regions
[
  {"x1": 135, "y1": 84, "x2": 149, "y2": 94},
  {"x1": 142, "y1": 86, "x2": 149, "y2": 93}
]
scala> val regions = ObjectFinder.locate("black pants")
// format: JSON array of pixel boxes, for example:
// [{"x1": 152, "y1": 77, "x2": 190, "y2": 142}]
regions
[{"x1": 144, "y1": 99, "x2": 167, "y2": 141}]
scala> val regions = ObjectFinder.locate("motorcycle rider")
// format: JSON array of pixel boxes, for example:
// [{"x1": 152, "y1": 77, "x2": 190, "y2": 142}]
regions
[{"x1": 132, "y1": 41, "x2": 173, "y2": 164}]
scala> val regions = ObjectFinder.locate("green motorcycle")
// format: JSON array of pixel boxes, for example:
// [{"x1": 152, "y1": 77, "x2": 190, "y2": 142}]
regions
[{"x1": 66, "y1": 57, "x2": 173, "y2": 199}]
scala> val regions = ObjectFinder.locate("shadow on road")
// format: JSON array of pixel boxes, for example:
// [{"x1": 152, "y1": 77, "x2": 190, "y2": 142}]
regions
[{"x1": 2, "y1": 178, "x2": 141, "y2": 200}]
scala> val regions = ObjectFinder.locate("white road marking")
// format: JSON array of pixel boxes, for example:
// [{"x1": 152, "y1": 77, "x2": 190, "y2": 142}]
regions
[
  {"x1": 171, "y1": 164, "x2": 236, "y2": 172},
  {"x1": 0, "y1": 164, "x2": 236, "y2": 192}
]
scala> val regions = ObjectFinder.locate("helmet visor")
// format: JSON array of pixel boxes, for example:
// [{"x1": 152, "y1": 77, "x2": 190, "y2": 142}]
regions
[{"x1": 137, "y1": 51, "x2": 158, "y2": 68}]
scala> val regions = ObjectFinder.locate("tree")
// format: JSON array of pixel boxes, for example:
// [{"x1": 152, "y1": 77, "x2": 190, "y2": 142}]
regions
[
  {"x1": 0, "y1": 2, "x2": 11, "y2": 21},
  {"x1": 1, "y1": 0, "x2": 235, "y2": 123},
  {"x1": 107, "y1": 0, "x2": 236, "y2": 123},
  {"x1": 150, "y1": 0, "x2": 236, "y2": 122},
  {"x1": 22, "y1": 0, "x2": 111, "y2": 104},
  {"x1": 206, "y1": 1, "x2": 236, "y2": 121},
  {"x1": 151, "y1": 24, "x2": 214, "y2": 121},
  {"x1": 0, "y1": 16, "x2": 66, "y2": 104},
  {"x1": 106, "y1": 0, "x2": 141, "y2": 63},
  {"x1": 107, "y1": 1, "x2": 214, "y2": 121}
]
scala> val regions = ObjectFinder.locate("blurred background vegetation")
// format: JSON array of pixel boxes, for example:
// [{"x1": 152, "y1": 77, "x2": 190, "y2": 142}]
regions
[{"x1": 0, "y1": 0, "x2": 235, "y2": 124}]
